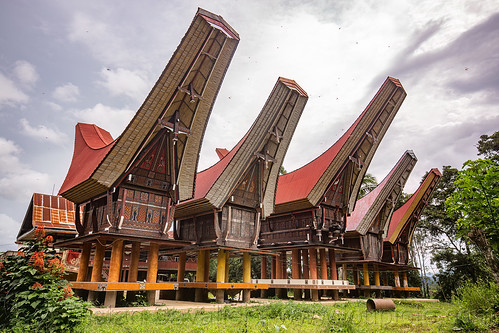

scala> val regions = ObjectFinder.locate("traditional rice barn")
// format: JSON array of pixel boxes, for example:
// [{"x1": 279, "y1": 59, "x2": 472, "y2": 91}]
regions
[
  {"x1": 382, "y1": 168, "x2": 442, "y2": 290},
  {"x1": 256, "y1": 77, "x2": 407, "y2": 301},
  {"x1": 172, "y1": 77, "x2": 308, "y2": 302},
  {"x1": 337, "y1": 151, "x2": 417, "y2": 296},
  {"x1": 55, "y1": 8, "x2": 240, "y2": 307}
]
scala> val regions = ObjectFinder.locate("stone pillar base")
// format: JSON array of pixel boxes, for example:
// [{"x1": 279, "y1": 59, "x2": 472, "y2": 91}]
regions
[
  {"x1": 215, "y1": 290, "x2": 225, "y2": 303},
  {"x1": 104, "y1": 291, "x2": 117, "y2": 308}
]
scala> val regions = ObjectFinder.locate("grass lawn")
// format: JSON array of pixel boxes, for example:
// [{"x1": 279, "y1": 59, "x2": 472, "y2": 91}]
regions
[{"x1": 77, "y1": 300, "x2": 457, "y2": 332}]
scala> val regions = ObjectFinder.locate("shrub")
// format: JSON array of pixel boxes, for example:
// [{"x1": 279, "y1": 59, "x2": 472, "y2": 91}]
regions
[
  {"x1": 452, "y1": 280, "x2": 499, "y2": 331},
  {"x1": 0, "y1": 227, "x2": 90, "y2": 332}
]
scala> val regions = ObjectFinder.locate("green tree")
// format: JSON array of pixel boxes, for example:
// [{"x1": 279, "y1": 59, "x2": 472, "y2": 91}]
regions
[
  {"x1": 417, "y1": 166, "x2": 494, "y2": 299},
  {"x1": 358, "y1": 173, "x2": 378, "y2": 198},
  {"x1": 476, "y1": 131, "x2": 499, "y2": 161},
  {"x1": 446, "y1": 158, "x2": 499, "y2": 285}
]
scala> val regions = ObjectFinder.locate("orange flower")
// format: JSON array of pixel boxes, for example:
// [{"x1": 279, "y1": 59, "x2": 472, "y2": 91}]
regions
[
  {"x1": 34, "y1": 226, "x2": 45, "y2": 240},
  {"x1": 43, "y1": 235, "x2": 54, "y2": 246},
  {"x1": 28, "y1": 251, "x2": 46, "y2": 270},
  {"x1": 31, "y1": 282, "x2": 43, "y2": 290},
  {"x1": 62, "y1": 285, "x2": 73, "y2": 299},
  {"x1": 17, "y1": 250, "x2": 25, "y2": 257},
  {"x1": 0, "y1": 261, "x2": 4, "y2": 272}
]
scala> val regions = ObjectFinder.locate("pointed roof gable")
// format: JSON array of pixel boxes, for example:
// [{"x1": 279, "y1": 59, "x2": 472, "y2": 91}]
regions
[
  {"x1": 176, "y1": 77, "x2": 308, "y2": 218},
  {"x1": 59, "y1": 123, "x2": 115, "y2": 197},
  {"x1": 59, "y1": 8, "x2": 239, "y2": 204},
  {"x1": 275, "y1": 77, "x2": 406, "y2": 213},
  {"x1": 216, "y1": 148, "x2": 229, "y2": 159},
  {"x1": 17, "y1": 193, "x2": 78, "y2": 242},
  {"x1": 385, "y1": 168, "x2": 442, "y2": 244},
  {"x1": 347, "y1": 150, "x2": 417, "y2": 234}
]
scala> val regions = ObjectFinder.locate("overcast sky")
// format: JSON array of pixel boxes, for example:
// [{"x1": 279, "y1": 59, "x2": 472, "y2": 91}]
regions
[{"x1": 0, "y1": 0, "x2": 497, "y2": 251}]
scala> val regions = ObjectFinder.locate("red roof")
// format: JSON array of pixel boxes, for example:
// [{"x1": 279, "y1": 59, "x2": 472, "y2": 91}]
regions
[
  {"x1": 215, "y1": 148, "x2": 229, "y2": 159},
  {"x1": 59, "y1": 123, "x2": 115, "y2": 195},
  {"x1": 347, "y1": 164, "x2": 396, "y2": 232},
  {"x1": 275, "y1": 77, "x2": 401, "y2": 206},
  {"x1": 385, "y1": 168, "x2": 442, "y2": 242},
  {"x1": 193, "y1": 135, "x2": 247, "y2": 200},
  {"x1": 346, "y1": 150, "x2": 416, "y2": 232}
]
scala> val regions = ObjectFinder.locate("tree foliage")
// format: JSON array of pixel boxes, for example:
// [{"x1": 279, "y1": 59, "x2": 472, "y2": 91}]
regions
[
  {"x1": 446, "y1": 158, "x2": 499, "y2": 285},
  {"x1": 0, "y1": 228, "x2": 90, "y2": 331},
  {"x1": 358, "y1": 173, "x2": 378, "y2": 199}
]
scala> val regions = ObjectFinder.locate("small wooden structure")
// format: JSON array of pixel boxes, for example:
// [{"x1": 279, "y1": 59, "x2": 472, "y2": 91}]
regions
[
  {"x1": 337, "y1": 151, "x2": 417, "y2": 296},
  {"x1": 258, "y1": 77, "x2": 407, "y2": 300},
  {"x1": 383, "y1": 169, "x2": 442, "y2": 266},
  {"x1": 55, "y1": 9, "x2": 240, "y2": 307},
  {"x1": 173, "y1": 77, "x2": 308, "y2": 302}
]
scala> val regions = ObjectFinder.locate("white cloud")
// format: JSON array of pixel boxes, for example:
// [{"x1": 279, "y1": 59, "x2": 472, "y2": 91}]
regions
[
  {"x1": 97, "y1": 67, "x2": 149, "y2": 102},
  {"x1": 0, "y1": 73, "x2": 29, "y2": 108},
  {"x1": 0, "y1": 213, "x2": 21, "y2": 252},
  {"x1": 52, "y1": 82, "x2": 80, "y2": 102},
  {"x1": 13, "y1": 60, "x2": 39, "y2": 86},
  {"x1": 19, "y1": 118, "x2": 67, "y2": 145},
  {"x1": 45, "y1": 101, "x2": 62, "y2": 111},
  {"x1": 0, "y1": 137, "x2": 51, "y2": 202},
  {"x1": 72, "y1": 103, "x2": 134, "y2": 138}
]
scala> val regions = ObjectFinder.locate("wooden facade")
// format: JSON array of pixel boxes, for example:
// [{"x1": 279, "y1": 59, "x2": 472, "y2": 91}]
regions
[
  {"x1": 383, "y1": 168, "x2": 441, "y2": 265},
  {"x1": 54, "y1": 9, "x2": 241, "y2": 307},
  {"x1": 260, "y1": 77, "x2": 407, "y2": 248},
  {"x1": 340, "y1": 150, "x2": 417, "y2": 262},
  {"x1": 175, "y1": 78, "x2": 308, "y2": 249}
]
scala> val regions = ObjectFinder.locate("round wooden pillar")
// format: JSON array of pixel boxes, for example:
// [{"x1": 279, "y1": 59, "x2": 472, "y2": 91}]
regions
[
  {"x1": 128, "y1": 241, "x2": 141, "y2": 282},
  {"x1": 309, "y1": 248, "x2": 319, "y2": 301},
  {"x1": 175, "y1": 252, "x2": 187, "y2": 301},
  {"x1": 329, "y1": 249, "x2": 339, "y2": 300},
  {"x1": 302, "y1": 249, "x2": 310, "y2": 299},
  {"x1": 242, "y1": 252, "x2": 251, "y2": 302},
  {"x1": 146, "y1": 243, "x2": 159, "y2": 305},
  {"x1": 77, "y1": 242, "x2": 91, "y2": 282},
  {"x1": 291, "y1": 249, "x2": 302, "y2": 300}
]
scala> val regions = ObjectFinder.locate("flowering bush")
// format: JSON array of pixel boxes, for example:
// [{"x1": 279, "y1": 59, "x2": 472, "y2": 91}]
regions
[{"x1": 0, "y1": 227, "x2": 90, "y2": 332}]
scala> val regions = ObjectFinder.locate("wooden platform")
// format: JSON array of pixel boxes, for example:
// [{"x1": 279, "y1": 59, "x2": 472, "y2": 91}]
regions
[
  {"x1": 251, "y1": 279, "x2": 355, "y2": 290},
  {"x1": 70, "y1": 281, "x2": 269, "y2": 291}
]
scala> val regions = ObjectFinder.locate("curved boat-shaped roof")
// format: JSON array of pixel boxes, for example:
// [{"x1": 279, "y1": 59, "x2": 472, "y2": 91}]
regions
[
  {"x1": 385, "y1": 168, "x2": 442, "y2": 244},
  {"x1": 176, "y1": 77, "x2": 308, "y2": 218},
  {"x1": 275, "y1": 77, "x2": 407, "y2": 214},
  {"x1": 59, "y1": 123, "x2": 115, "y2": 196},
  {"x1": 59, "y1": 8, "x2": 239, "y2": 204},
  {"x1": 347, "y1": 150, "x2": 417, "y2": 234}
]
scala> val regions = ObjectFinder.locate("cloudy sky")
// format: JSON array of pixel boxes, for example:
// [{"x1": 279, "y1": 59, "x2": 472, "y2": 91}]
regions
[{"x1": 0, "y1": 0, "x2": 497, "y2": 251}]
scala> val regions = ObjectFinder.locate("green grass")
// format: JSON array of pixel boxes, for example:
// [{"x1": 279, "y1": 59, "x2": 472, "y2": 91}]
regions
[{"x1": 76, "y1": 300, "x2": 457, "y2": 332}]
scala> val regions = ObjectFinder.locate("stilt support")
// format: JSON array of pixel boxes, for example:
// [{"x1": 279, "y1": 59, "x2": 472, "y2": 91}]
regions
[
  {"x1": 309, "y1": 248, "x2": 319, "y2": 301},
  {"x1": 243, "y1": 252, "x2": 251, "y2": 302}
]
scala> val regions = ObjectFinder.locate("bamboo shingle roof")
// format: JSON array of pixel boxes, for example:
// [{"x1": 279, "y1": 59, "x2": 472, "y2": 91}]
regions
[
  {"x1": 175, "y1": 77, "x2": 308, "y2": 218},
  {"x1": 274, "y1": 77, "x2": 407, "y2": 214},
  {"x1": 59, "y1": 8, "x2": 239, "y2": 204},
  {"x1": 347, "y1": 150, "x2": 417, "y2": 235}
]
